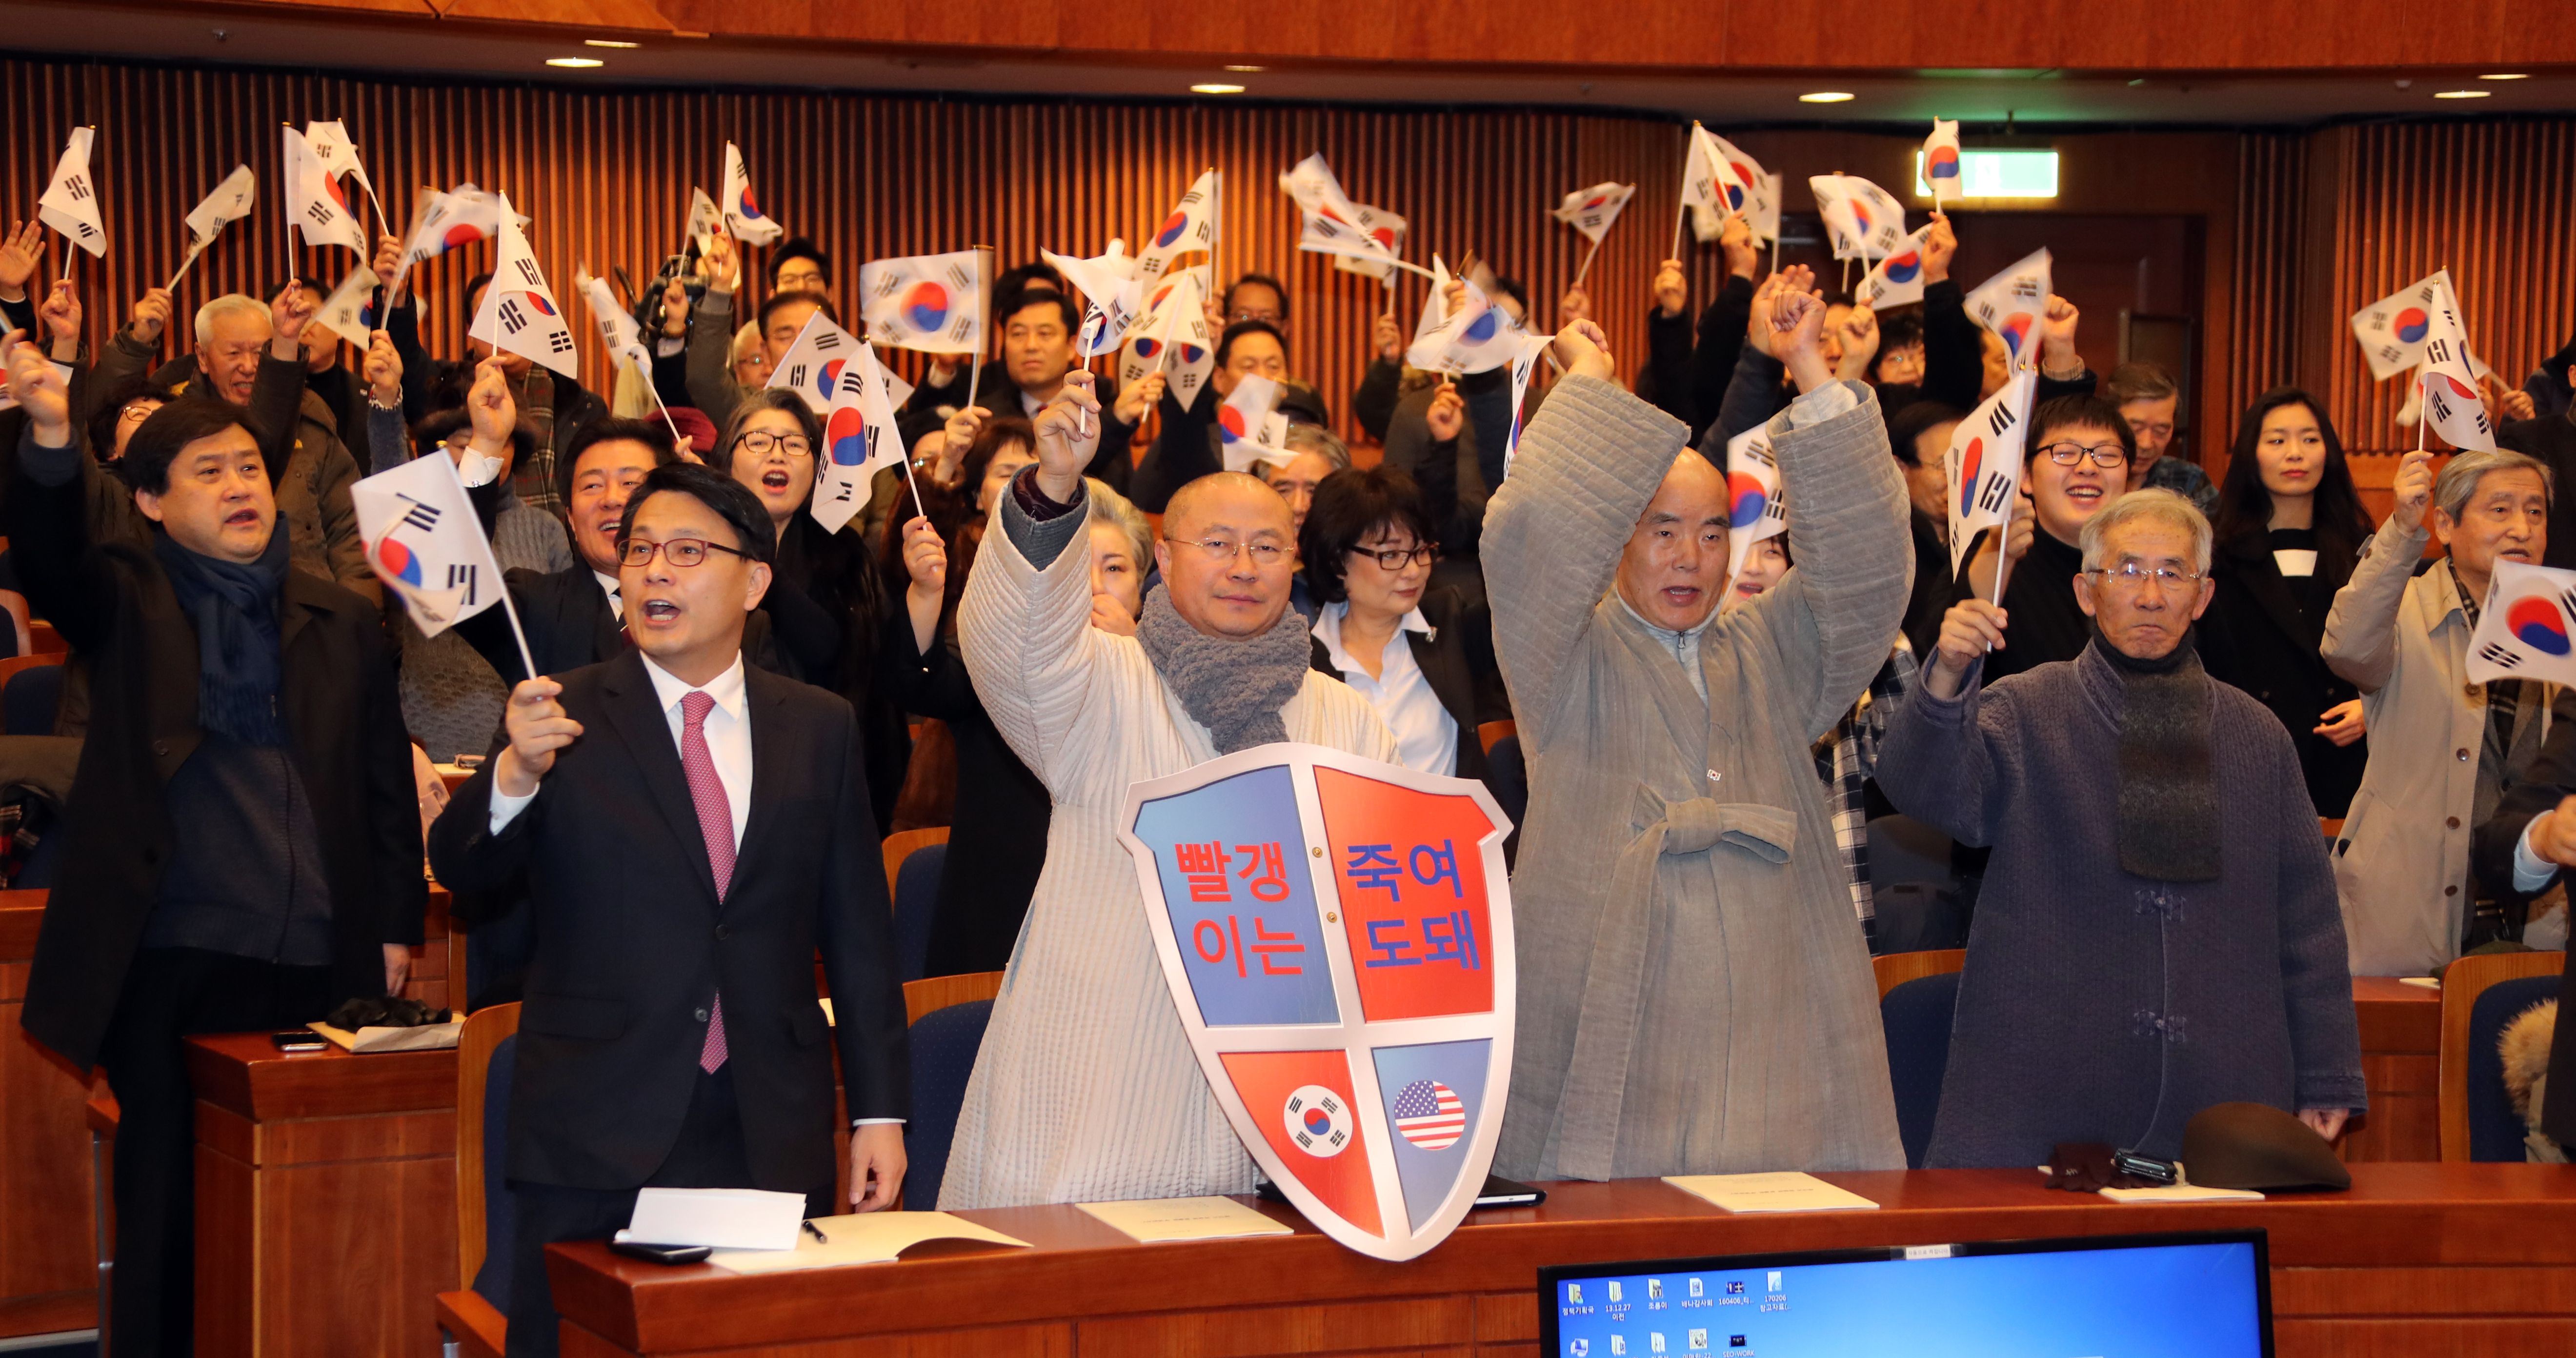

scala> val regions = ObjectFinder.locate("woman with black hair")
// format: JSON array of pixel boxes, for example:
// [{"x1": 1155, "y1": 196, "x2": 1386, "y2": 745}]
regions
[
  {"x1": 705, "y1": 388, "x2": 909, "y2": 836},
  {"x1": 1299, "y1": 463, "x2": 1506, "y2": 781},
  {"x1": 2200, "y1": 387, "x2": 2374, "y2": 817}
]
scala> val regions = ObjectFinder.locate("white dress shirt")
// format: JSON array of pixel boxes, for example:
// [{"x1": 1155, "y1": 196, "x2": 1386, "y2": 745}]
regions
[
  {"x1": 593, "y1": 569, "x2": 624, "y2": 621},
  {"x1": 2514, "y1": 817, "x2": 2560, "y2": 894},
  {"x1": 1313, "y1": 602, "x2": 1458, "y2": 776},
  {"x1": 488, "y1": 653, "x2": 751, "y2": 841}
]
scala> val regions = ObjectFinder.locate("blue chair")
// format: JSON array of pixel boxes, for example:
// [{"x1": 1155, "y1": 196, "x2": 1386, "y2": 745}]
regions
[
  {"x1": 471, "y1": 1035, "x2": 520, "y2": 1308},
  {"x1": 904, "y1": 994, "x2": 996, "y2": 1211},
  {"x1": 437, "y1": 1004, "x2": 520, "y2": 1358},
  {"x1": 1880, "y1": 970, "x2": 1963, "y2": 1169},
  {"x1": 2, "y1": 658, "x2": 63, "y2": 737},
  {"x1": 2465, "y1": 974, "x2": 2563, "y2": 1162},
  {"x1": 893, "y1": 843, "x2": 946, "y2": 984}
]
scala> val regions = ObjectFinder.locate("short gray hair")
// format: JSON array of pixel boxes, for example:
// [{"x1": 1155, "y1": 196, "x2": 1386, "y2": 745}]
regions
[
  {"x1": 193, "y1": 293, "x2": 270, "y2": 348},
  {"x1": 1084, "y1": 476, "x2": 1153, "y2": 565},
  {"x1": 2435, "y1": 448, "x2": 2554, "y2": 522},
  {"x1": 1282, "y1": 423, "x2": 1351, "y2": 471},
  {"x1": 2079, "y1": 487, "x2": 2212, "y2": 574}
]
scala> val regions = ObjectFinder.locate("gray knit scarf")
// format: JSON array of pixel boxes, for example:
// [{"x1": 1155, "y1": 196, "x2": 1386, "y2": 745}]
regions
[
  {"x1": 1133, "y1": 583, "x2": 1312, "y2": 754},
  {"x1": 2094, "y1": 622, "x2": 2221, "y2": 882}
]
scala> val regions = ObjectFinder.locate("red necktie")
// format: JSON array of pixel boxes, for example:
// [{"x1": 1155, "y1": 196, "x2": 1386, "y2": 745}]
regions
[{"x1": 681, "y1": 691, "x2": 735, "y2": 1072}]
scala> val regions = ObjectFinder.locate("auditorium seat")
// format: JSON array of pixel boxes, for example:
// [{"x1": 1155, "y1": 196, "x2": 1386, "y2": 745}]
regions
[
  {"x1": 901, "y1": 972, "x2": 1005, "y2": 1211},
  {"x1": 2437, "y1": 951, "x2": 2565, "y2": 1162},
  {"x1": 0, "y1": 653, "x2": 64, "y2": 736},
  {"x1": 1879, "y1": 959, "x2": 1966, "y2": 1169},
  {"x1": 437, "y1": 1002, "x2": 521, "y2": 1358},
  {"x1": 892, "y1": 842, "x2": 946, "y2": 984}
]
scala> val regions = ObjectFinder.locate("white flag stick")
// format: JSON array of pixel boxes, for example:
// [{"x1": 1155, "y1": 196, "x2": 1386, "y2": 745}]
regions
[
  {"x1": 167, "y1": 237, "x2": 211, "y2": 291},
  {"x1": 493, "y1": 577, "x2": 540, "y2": 689},
  {"x1": 641, "y1": 368, "x2": 687, "y2": 451},
  {"x1": 898, "y1": 435, "x2": 929, "y2": 522},
  {"x1": 1571, "y1": 233, "x2": 1608, "y2": 292}
]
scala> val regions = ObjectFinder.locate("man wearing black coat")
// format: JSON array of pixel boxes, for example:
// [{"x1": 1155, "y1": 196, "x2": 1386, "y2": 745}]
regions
[
  {"x1": 3, "y1": 340, "x2": 423, "y2": 1358},
  {"x1": 428, "y1": 463, "x2": 907, "y2": 1358},
  {"x1": 2499, "y1": 366, "x2": 2576, "y2": 570}
]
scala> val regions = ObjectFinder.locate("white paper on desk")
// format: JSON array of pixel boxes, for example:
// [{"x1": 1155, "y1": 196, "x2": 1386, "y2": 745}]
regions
[
  {"x1": 706, "y1": 1212, "x2": 1032, "y2": 1274},
  {"x1": 621, "y1": 1187, "x2": 807, "y2": 1250},
  {"x1": 1662, "y1": 1172, "x2": 1880, "y2": 1213},
  {"x1": 1078, "y1": 1196, "x2": 1296, "y2": 1242},
  {"x1": 307, "y1": 1020, "x2": 462, "y2": 1053},
  {"x1": 2097, "y1": 1183, "x2": 2265, "y2": 1204}
]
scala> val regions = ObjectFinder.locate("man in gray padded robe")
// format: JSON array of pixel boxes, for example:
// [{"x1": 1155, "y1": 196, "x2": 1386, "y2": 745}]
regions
[{"x1": 1488, "y1": 292, "x2": 1909, "y2": 1180}]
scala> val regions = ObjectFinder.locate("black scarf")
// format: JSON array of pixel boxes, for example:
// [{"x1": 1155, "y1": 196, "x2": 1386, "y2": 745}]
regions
[
  {"x1": 1133, "y1": 583, "x2": 1312, "y2": 754},
  {"x1": 2093, "y1": 621, "x2": 2220, "y2": 882},
  {"x1": 154, "y1": 527, "x2": 289, "y2": 747}
]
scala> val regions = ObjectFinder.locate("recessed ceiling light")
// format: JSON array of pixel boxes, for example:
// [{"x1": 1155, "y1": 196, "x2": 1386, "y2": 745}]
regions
[
  {"x1": 1224, "y1": 65, "x2": 1264, "y2": 72},
  {"x1": 2434, "y1": 89, "x2": 2491, "y2": 99},
  {"x1": 546, "y1": 57, "x2": 605, "y2": 68},
  {"x1": 1191, "y1": 83, "x2": 1246, "y2": 94},
  {"x1": 2479, "y1": 73, "x2": 2529, "y2": 80},
  {"x1": 584, "y1": 39, "x2": 639, "y2": 48},
  {"x1": 1798, "y1": 91, "x2": 1855, "y2": 103}
]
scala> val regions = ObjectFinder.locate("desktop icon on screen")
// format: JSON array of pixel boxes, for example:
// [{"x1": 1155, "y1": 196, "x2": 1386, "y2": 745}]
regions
[
  {"x1": 1608, "y1": 1281, "x2": 1624, "y2": 1302},
  {"x1": 1687, "y1": 1331, "x2": 1708, "y2": 1352},
  {"x1": 1610, "y1": 1336, "x2": 1627, "y2": 1356},
  {"x1": 1725, "y1": 1281, "x2": 1744, "y2": 1296},
  {"x1": 1648, "y1": 1279, "x2": 1664, "y2": 1300},
  {"x1": 1766, "y1": 1271, "x2": 1782, "y2": 1293},
  {"x1": 1688, "y1": 1278, "x2": 1705, "y2": 1298},
  {"x1": 1650, "y1": 1333, "x2": 1667, "y2": 1353},
  {"x1": 1570, "y1": 1284, "x2": 1584, "y2": 1305},
  {"x1": 1568, "y1": 1341, "x2": 1588, "y2": 1357},
  {"x1": 1729, "y1": 1338, "x2": 1747, "y2": 1350}
]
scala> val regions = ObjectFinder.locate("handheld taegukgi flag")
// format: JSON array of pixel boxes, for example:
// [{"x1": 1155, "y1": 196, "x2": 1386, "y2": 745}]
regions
[
  {"x1": 1498, "y1": 332, "x2": 1551, "y2": 479},
  {"x1": 1963, "y1": 248, "x2": 2052, "y2": 371},
  {"x1": 1405, "y1": 268, "x2": 1519, "y2": 378},
  {"x1": 721, "y1": 142, "x2": 783, "y2": 247},
  {"x1": 1853, "y1": 222, "x2": 1938, "y2": 311},
  {"x1": 859, "y1": 249, "x2": 986, "y2": 356},
  {"x1": 1328, "y1": 201, "x2": 1409, "y2": 282},
  {"x1": 170, "y1": 163, "x2": 257, "y2": 289},
  {"x1": 1924, "y1": 119, "x2": 1965, "y2": 205},
  {"x1": 395, "y1": 184, "x2": 512, "y2": 277},
  {"x1": 38, "y1": 127, "x2": 104, "y2": 261},
  {"x1": 465, "y1": 193, "x2": 578, "y2": 379},
  {"x1": 2467, "y1": 560, "x2": 2576, "y2": 687},
  {"x1": 1553, "y1": 182, "x2": 1635, "y2": 244},
  {"x1": 811, "y1": 342, "x2": 910, "y2": 534},
  {"x1": 1135, "y1": 169, "x2": 1221, "y2": 289},
  {"x1": 282, "y1": 125, "x2": 369, "y2": 255},
  {"x1": 2415, "y1": 271, "x2": 2494, "y2": 453},
  {"x1": 1724, "y1": 423, "x2": 1787, "y2": 584},
  {"x1": 1218, "y1": 373, "x2": 1294, "y2": 474},
  {"x1": 685, "y1": 187, "x2": 724, "y2": 258},
  {"x1": 1808, "y1": 174, "x2": 1909, "y2": 260},
  {"x1": 1280, "y1": 155, "x2": 1416, "y2": 279},
  {"x1": 353, "y1": 449, "x2": 531, "y2": 672},
  {"x1": 2348, "y1": 269, "x2": 2455, "y2": 382},
  {"x1": 764, "y1": 307, "x2": 871, "y2": 414},
  {"x1": 1119, "y1": 271, "x2": 1217, "y2": 412},
  {"x1": 1945, "y1": 370, "x2": 2038, "y2": 588},
  {"x1": 1041, "y1": 241, "x2": 1145, "y2": 357},
  {"x1": 311, "y1": 266, "x2": 385, "y2": 348},
  {"x1": 1118, "y1": 743, "x2": 1516, "y2": 1262},
  {"x1": 302, "y1": 119, "x2": 386, "y2": 232}
]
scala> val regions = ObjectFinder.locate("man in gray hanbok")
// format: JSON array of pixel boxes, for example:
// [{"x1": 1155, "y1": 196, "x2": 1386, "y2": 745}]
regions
[{"x1": 1487, "y1": 291, "x2": 1910, "y2": 1181}]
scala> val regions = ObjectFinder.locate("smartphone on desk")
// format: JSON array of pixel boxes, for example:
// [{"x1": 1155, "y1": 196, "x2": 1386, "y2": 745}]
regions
[
  {"x1": 270, "y1": 1030, "x2": 329, "y2": 1053},
  {"x1": 610, "y1": 1240, "x2": 713, "y2": 1265}
]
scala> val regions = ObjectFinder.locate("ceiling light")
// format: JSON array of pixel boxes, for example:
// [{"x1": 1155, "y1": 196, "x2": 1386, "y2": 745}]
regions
[
  {"x1": 1191, "y1": 83, "x2": 1245, "y2": 94},
  {"x1": 2434, "y1": 89, "x2": 2491, "y2": 99},
  {"x1": 584, "y1": 39, "x2": 639, "y2": 48},
  {"x1": 1798, "y1": 91, "x2": 1855, "y2": 103},
  {"x1": 1224, "y1": 65, "x2": 1264, "y2": 72},
  {"x1": 2479, "y1": 73, "x2": 2529, "y2": 80},
  {"x1": 546, "y1": 56, "x2": 605, "y2": 68}
]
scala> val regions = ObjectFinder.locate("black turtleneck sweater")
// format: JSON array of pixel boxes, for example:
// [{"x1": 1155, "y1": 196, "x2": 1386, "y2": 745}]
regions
[{"x1": 1972, "y1": 525, "x2": 2093, "y2": 684}]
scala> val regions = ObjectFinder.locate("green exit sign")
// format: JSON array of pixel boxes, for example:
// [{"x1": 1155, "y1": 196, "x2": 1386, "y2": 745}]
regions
[{"x1": 1914, "y1": 149, "x2": 2060, "y2": 199}]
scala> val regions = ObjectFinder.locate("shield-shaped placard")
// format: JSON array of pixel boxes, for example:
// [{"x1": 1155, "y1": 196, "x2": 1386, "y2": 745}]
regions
[{"x1": 1117, "y1": 742, "x2": 1515, "y2": 1261}]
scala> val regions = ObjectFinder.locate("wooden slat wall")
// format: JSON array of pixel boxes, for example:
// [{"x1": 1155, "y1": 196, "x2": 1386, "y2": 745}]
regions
[
  {"x1": 0, "y1": 54, "x2": 1738, "y2": 443},
  {"x1": 2318, "y1": 118, "x2": 2576, "y2": 452},
  {"x1": 2224, "y1": 132, "x2": 2308, "y2": 430}
]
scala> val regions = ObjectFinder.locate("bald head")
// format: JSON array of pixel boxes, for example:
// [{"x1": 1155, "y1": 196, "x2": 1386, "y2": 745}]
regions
[
  {"x1": 1154, "y1": 472, "x2": 1301, "y2": 639},
  {"x1": 1616, "y1": 450, "x2": 1733, "y2": 633},
  {"x1": 1166, "y1": 471, "x2": 1291, "y2": 540}
]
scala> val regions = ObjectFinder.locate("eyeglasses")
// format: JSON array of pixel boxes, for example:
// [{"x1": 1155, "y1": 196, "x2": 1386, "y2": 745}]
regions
[
  {"x1": 1230, "y1": 308, "x2": 1282, "y2": 323},
  {"x1": 733, "y1": 431, "x2": 812, "y2": 459},
  {"x1": 1348, "y1": 543, "x2": 1438, "y2": 570},
  {"x1": 1166, "y1": 535, "x2": 1291, "y2": 567},
  {"x1": 620, "y1": 538, "x2": 753, "y2": 568},
  {"x1": 2087, "y1": 562, "x2": 2207, "y2": 591},
  {"x1": 119, "y1": 402, "x2": 160, "y2": 424},
  {"x1": 2038, "y1": 441, "x2": 2129, "y2": 468}
]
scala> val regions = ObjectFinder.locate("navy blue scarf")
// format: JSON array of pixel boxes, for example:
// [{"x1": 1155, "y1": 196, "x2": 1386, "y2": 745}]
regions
[{"x1": 153, "y1": 527, "x2": 289, "y2": 746}]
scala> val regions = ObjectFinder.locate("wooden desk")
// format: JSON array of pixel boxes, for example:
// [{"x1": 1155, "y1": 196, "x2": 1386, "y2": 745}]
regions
[
  {"x1": 2343, "y1": 976, "x2": 2444, "y2": 1163},
  {"x1": 548, "y1": 1163, "x2": 2576, "y2": 1358},
  {"x1": 185, "y1": 1034, "x2": 459, "y2": 1358},
  {"x1": 0, "y1": 897, "x2": 99, "y2": 1339}
]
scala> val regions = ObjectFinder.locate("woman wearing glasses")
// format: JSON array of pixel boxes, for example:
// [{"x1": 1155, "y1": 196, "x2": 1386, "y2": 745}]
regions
[
  {"x1": 708, "y1": 389, "x2": 909, "y2": 838},
  {"x1": 1298, "y1": 463, "x2": 1505, "y2": 781},
  {"x1": 1959, "y1": 396, "x2": 2135, "y2": 683},
  {"x1": 2198, "y1": 390, "x2": 2374, "y2": 818}
]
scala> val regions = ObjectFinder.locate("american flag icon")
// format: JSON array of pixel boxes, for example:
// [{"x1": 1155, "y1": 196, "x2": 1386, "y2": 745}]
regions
[{"x1": 1393, "y1": 1079, "x2": 1465, "y2": 1150}]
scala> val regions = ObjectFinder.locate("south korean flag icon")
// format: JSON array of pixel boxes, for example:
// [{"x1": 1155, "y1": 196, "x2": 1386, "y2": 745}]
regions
[{"x1": 1284, "y1": 1086, "x2": 1353, "y2": 1158}]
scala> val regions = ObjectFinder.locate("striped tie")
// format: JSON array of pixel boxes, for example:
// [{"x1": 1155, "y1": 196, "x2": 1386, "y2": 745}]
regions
[{"x1": 680, "y1": 691, "x2": 735, "y2": 1072}]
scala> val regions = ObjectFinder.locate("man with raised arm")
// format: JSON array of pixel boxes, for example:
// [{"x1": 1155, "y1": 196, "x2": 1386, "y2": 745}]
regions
[
  {"x1": 1488, "y1": 294, "x2": 1912, "y2": 1181},
  {"x1": 939, "y1": 372, "x2": 1395, "y2": 1208}
]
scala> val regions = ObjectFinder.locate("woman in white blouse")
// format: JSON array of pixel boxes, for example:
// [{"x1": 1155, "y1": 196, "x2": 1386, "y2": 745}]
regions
[{"x1": 1299, "y1": 462, "x2": 1508, "y2": 780}]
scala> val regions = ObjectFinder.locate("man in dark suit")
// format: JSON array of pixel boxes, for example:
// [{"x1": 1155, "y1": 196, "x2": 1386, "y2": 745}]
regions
[
  {"x1": 428, "y1": 462, "x2": 908, "y2": 1358},
  {"x1": 4, "y1": 336, "x2": 423, "y2": 1358}
]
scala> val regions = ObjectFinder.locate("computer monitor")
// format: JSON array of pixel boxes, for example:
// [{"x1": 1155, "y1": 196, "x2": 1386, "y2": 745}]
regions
[{"x1": 1539, "y1": 1228, "x2": 2270, "y2": 1358}]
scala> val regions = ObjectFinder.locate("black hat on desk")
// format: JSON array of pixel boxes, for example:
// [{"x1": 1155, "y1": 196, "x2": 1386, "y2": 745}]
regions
[{"x1": 2182, "y1": 1103, "x2": 2352, "y2": 1191}]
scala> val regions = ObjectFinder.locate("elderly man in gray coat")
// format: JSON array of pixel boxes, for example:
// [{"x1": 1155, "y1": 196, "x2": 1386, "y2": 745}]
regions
[{"x1": 1488, "y1": 287, "x2": 1910, "y2": 1182}]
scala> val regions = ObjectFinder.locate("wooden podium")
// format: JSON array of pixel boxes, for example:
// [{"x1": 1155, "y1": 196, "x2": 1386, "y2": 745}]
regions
[{"x1": 544, "y1": 1163, "x2": 2576, "y2": 1357}]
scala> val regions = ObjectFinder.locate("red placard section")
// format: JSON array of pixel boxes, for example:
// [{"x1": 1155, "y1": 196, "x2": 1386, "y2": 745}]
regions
[
  {"x1": 1218, "y1": 1049, "x2": 1381, "y2": 1237},
  {"x1": 1311, "y1": 766, "x2": 1497, "y2": 1020}
]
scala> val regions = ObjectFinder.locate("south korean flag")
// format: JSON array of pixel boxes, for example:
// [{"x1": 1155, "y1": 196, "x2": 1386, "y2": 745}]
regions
[
  {"x1": 811, "y1": 342, "x2": 907, "y2": 535},
  {"x1": 1283, "y1": 1085, "x2": 1353, "y2": 1159},
  {"x1": 351, "y1": 451, "x2": 510, "y2": 636},
  {"x1": 2467, "y1": 560, "x2": 2576, "y2": 688},
  {"x1": 764, "y1": 307, "x2": 868, "y2": 414},
  {"x1": 1946, "y1": 371, "x2": 2037, "y2": 586},
  {"x1": 464, "y1": 192, "x2": 578, "y2": 379}
]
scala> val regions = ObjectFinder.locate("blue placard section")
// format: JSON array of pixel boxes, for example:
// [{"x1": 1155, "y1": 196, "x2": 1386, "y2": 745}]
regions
[
  {"x1": 1133, "y1": 765, "x2": 1339, "y2": 1027},
  {"x1": 1372, "y1": 1038, "x2": 1490, "y2": 1231}
]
